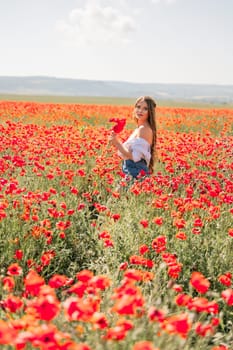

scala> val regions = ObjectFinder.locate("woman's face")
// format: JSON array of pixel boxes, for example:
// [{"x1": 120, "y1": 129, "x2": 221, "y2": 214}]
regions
[{"x1": 134, "y1": 100, "x2": 149, "y2": 122}]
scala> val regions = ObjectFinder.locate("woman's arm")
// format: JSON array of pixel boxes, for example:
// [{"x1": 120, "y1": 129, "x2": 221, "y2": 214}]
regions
[{"x1": 109, "y1": 131, "x2": 133, "y2": 159}]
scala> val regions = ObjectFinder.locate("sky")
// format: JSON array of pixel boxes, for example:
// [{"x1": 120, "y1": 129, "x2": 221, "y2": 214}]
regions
[{"x1": 0, "y1": 0, "x2": 233, "y2": 85}]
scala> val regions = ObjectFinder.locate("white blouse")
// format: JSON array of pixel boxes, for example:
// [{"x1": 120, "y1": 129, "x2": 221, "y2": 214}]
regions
[{"x1": 118, "y1": 134, "x2": 151, "y2": 166}]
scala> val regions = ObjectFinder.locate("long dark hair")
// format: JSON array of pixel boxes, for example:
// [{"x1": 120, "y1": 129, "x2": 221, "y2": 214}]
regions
[{"x1": 134, "y1": 96, "x2": 157, "y2": 173}]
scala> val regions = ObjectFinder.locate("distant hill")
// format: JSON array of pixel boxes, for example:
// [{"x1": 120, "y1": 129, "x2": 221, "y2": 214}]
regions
[{"x1": 0, "y1": 76, "x2": 233, "y2": 104}]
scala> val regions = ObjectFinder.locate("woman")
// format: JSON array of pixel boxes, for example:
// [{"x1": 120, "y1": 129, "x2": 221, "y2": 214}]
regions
[{"x1": 109, "y1": 96, "x2": 157, "y2": 180}]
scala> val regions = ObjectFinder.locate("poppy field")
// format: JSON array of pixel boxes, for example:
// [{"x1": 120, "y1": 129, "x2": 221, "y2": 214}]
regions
[{"x1": 0, "y1": 100, "x2": 232, "y2": 350}]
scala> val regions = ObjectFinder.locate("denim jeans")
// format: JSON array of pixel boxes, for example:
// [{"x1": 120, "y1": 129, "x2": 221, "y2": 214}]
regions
[{"x1": 122, "y1": 159, "x2": 149, "y2": 179}]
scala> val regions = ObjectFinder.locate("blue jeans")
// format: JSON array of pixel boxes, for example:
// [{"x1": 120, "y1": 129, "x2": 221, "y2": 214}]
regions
[{"x1": 122, "y1": 159, "x2": 149, "y2": 179}]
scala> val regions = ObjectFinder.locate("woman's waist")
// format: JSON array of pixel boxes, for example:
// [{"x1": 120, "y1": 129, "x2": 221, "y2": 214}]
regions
[{"x1": 123, "y1": 158, "x2": 147, "y2": 165}]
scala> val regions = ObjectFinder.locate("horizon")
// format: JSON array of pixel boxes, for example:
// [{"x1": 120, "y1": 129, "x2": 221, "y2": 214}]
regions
[{"x1": 1, "y1": 75, "x2": 233, "y2": 88}]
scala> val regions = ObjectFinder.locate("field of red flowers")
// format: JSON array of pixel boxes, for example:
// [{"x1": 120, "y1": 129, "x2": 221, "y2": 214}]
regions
[{"x1": 0, "y1": 100, "x2": 232, "y2": 350}]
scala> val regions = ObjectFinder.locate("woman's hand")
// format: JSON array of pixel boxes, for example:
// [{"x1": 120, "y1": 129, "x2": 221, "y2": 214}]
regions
[
  {"x1": 108, "y1": 130, "x2": 120, "y2": 147},
  {"x1": 109, "y1": 130, "x2": 133, "y2": 160}
]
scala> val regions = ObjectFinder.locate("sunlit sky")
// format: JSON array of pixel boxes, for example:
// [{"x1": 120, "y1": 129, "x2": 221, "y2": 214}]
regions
[{"x1": 1, "y1": 0, "x2": 233, "y2": 85}]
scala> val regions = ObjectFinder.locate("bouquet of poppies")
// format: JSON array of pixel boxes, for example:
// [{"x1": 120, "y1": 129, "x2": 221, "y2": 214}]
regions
[{"x1": 109, "y1": 118, "x2": 126, "y2": 133}]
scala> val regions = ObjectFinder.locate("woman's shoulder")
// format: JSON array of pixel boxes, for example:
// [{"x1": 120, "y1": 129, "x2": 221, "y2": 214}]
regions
[{"x1": 137, "y1": 125, "x2": 153, "y2": 145}]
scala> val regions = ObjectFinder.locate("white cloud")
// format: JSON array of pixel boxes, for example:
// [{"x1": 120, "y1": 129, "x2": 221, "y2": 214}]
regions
[{"x1": 56, "y1": 2, "x2": 136, "y2": 46}]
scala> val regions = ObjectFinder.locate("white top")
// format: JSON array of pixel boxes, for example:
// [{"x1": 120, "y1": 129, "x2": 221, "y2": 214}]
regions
[{"x1": 118, "y1": 134, "x2": 151, "y2": 166}]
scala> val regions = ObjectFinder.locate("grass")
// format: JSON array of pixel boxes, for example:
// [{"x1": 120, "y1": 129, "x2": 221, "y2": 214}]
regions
[{"x1": 1, "y1": 93, "x2": 233, "y2": 109}]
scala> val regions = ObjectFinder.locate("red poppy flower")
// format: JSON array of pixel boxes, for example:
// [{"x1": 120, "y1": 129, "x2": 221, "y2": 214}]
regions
[
  {"x1": 152, "y1": 236, "x2": 167, "y2": 253},
  {"x1": 109, "y1": 118, "x2": 126, "y2": 133},
  {"x1": 48, "y1": 274, "x2": 72, "y2": 288},
  {"x1": 133, "y1": 340, "x2": 159, "y2": 350},
  {"x1": 152, "y1": 216, "x2": 163, "y2": 225},
  {"x1": 140, "y1": 219, "x2": 149, "y2": 228},
  {"x1": 218, "y1": 273, "x2": 232, "y2": 287},
  {"x1": 221, "y1": 288, "x2": 233, "y2": 306},
  {"x1": 76, "y1": 269, "x2": 94, "y2": 282},
  {"x1": 195, "y1": 321, "x2": 213, "y2": 337},
  {"x1": 148, "y1": 306, "x2": 165, "y2": 322},
  {"x1": 188, "y1": 297, "x2": 219, "y2": 314},
  {"x1": 26, "y1": 286, "x2": 60, "y2": 321},
  {"x1": 2, "y1": 276, "x2": 15, "y2": 291},
  {"x1": 7, "y1": 263, "x2": 23, "y2": 276},
  {"x1": 0, "y1": 320, "x2": 17, "y2": 345},
  {"x1": 91, "y1": 312, "x2": 109, "y2": 329},
  {"x1": 119, "y1": 262, "x2": 128, "y2": 270},
  {"x1": 161, "y1": 313, "x2": 192, "y2": 338},
  {"x1": 14, "y1": 249, "x2": 23, "y2": 260},
  {"x1": 175, "y1": 231, "x2": 187, "y2": 240},
  {"x1": 139, "y1": 244, "x2": 149, "y2": 255},
  {"x1": 24, "y1": 269, "x2": 45, "y2": 296},
  {"x1": 228, "y1": 228, "x2": 233, "y2": 237},
  {"x1": 190, "y1": 272, "x2": 210, "y2": 294},
  {"x1": 3, "y1": 295, "x2": 23, "y2": 313}
]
